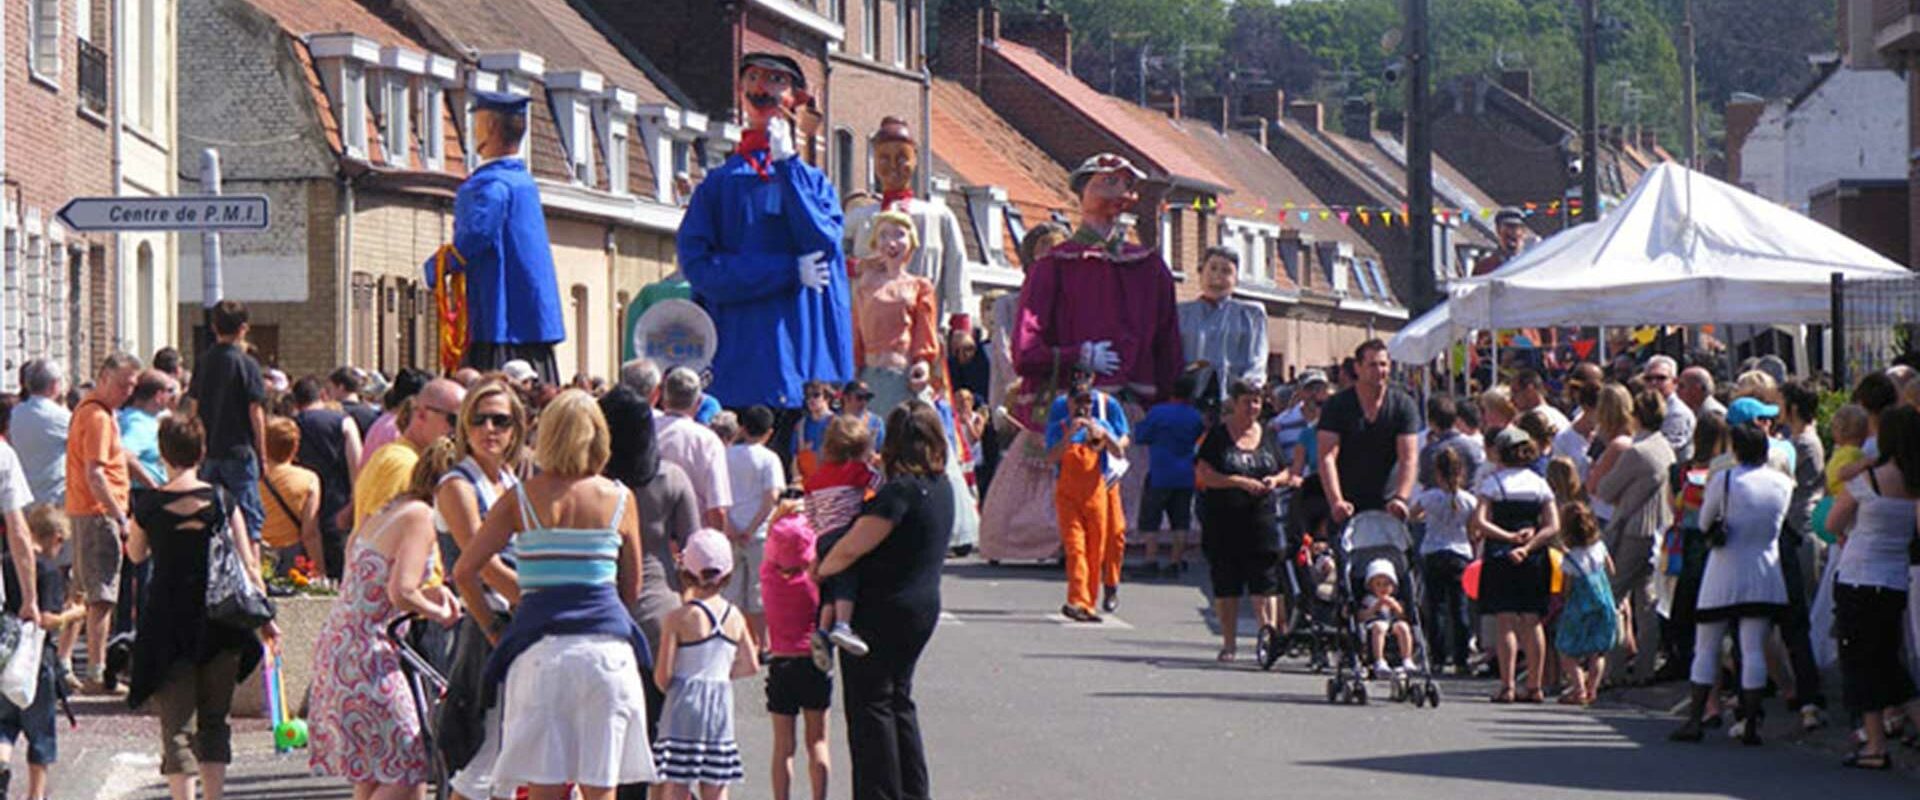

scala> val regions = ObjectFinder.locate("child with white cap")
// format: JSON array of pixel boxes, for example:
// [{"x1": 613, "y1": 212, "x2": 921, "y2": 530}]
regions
[
  {"x1": 654, "y1": 529, "x2": 759, "y2": 797},
  {"x1": 1360, "y1": 559, "x2": 1414, "y2": 679}
]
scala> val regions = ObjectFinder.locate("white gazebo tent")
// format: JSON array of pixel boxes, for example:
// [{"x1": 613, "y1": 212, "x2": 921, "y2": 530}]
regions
[{"x1": 1390, "y1": 162, "x2": 1910, "y2": 365}]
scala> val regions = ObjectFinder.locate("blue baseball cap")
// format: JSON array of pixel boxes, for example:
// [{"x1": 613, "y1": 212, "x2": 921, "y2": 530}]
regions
[
  {"x1": 471, "y1": 90, "x2": 531, "y2": 115},
  {"x1": 1726, "y1": 396, "x2": 1780, "y2": 426}
]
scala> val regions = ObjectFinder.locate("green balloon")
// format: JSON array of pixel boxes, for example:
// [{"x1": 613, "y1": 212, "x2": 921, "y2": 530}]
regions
[{"x1": 276, "y1": 718, "x2": 310, "y2": 749}]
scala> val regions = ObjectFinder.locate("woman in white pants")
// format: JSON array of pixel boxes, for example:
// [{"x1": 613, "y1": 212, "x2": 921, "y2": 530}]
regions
[{"x1": 1670, "y1": 421, "x2": 1792, "y2": 746}]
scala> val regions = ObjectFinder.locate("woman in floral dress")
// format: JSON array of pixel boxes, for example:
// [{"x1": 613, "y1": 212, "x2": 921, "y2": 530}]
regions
[{"x1": 308, "y1": 440, "x2": 462, "y2": 797}]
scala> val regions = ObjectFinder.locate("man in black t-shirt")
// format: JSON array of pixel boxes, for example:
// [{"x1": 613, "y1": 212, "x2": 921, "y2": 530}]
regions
[
  {"x1": 187, "y1": 300, "x2": 267, "y2": 540},
  {"x1": 1316, "y1": 339, "x2": 1420, "y2": 524}
]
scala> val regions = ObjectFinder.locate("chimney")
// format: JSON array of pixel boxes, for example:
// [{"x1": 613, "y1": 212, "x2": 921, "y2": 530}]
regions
[
  {"x1": 1188, "y1": 95, "x2": 1228, "y2": 132},
  {"x1": 1377, "y1": 109, "x2": 1404, "y2": 136},
  {"x1": 1723, "y1": 94, "x2": 1768, "y2": 185},
  {"x1": 1234, "y1": 117, "x2": 1268, "y2": 149},
  {"x1": 936, "y1": 0, "x2": 999, "y2": 91},
  {"x1": 1284, "y1": 100, "x2": 1324, "y2": 132},
  {"x1": 1240, "y1": 89, "x2": 1286, "y2": 125},
  {"x1": 1001, "y1": 1, "x2": 1073, "y2": 72},
  {"x1": 1841, "y1": 0, "x2": 1883, "y2": 68},
  {"x1": 1340, "y1": 98, "x2": 1374, "y2": 137},
  {"x1": 1500, "y1": 69, "x2": 1532, "y2": 99}
]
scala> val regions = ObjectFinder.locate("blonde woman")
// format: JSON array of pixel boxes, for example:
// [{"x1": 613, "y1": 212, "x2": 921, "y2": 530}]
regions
[
  {"x1": 453, "y1": 390, "x2": 654, "y2": 799},
  {"x1": 1582, "y1": 383, "x2": 1636, "y2": 529}
]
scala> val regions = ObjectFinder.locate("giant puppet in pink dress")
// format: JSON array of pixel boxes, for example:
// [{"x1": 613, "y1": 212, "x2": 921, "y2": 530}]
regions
[{"x1": 976, "y1": 153, "x2": 1180, "y2": 561}]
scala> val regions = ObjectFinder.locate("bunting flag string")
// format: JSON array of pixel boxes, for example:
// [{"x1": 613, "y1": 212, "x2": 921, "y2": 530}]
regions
[{"x1": 1178, "y1": 194, "x2": 1609, "y2": 229}]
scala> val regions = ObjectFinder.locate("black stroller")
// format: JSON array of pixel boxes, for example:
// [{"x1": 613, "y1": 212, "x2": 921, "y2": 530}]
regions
[
  {"x1": 1323, "y1": 511, "x2": 1441, "y2": 708},
  {"x1": 388, "y1": 616, "x2": 452, "y2": 800}
]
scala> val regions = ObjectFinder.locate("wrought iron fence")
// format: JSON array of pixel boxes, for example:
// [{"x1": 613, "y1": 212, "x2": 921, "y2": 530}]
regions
[
  {"x1": 77, "y1": 38, "x2": 108, "y2": 116},
  {"x1": 1833, "y1": 271, "x2": 1920, "y2": 387}
]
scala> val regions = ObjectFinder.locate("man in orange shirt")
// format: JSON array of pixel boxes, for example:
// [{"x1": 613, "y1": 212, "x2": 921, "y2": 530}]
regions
[{"x1": 67, "y1": 353, "x2": 140, "y2": 692}]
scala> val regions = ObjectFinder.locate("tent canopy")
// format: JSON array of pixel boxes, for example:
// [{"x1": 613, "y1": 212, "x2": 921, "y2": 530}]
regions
[{"x1": 1390, "y1": 163, "x2": 1909, "y2": 363}]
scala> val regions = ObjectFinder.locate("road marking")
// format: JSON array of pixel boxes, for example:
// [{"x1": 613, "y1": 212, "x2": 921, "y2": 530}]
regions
[
  {"x1": 938, "y1": 611, "x2": 965, "y2": 626},
  {"x1": 1044, "y1": 612, "x2": 1135, "y2": 629}
]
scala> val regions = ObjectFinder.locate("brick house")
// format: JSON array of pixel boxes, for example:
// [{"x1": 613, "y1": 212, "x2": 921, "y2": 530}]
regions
[
  {"x1": 1143, "y1": 104, "x2": 1403, "y2": 373},
  {"x1": 3, "y1": 0, "x2": 124, "y2": 389},
  {"x1": 1263, "y1": 95, "x2": 1496, "y2": 311},
  {"x1": 935, "y1": 0, "x2": 1230, "y2": 276},
  {"x1": 1873, "y1": 0, "x2": 1920, "y2": 265},
  {"x1": 581, "y1": 0, "x2": 931, "y2": 201},
  {"x1": 177, "y1": 0, "x2": 693, "y2": 380},
  {"x1": 1429, "y1": 71, "x2": 1650, "y2": 239}
]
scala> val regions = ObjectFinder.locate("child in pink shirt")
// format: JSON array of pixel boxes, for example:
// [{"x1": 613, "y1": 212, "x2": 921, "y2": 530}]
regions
[
  {"x1": 759, "y1": 507, "x2": 832, "y2": 800},
  {"x1": 802, "y1": 416, "x2": 881, "y2": 666}
]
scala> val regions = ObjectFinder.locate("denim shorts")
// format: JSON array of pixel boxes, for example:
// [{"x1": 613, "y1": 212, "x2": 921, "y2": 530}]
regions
[{"x1": 0, "y1": 657, "x2": 59, "y2": 765}]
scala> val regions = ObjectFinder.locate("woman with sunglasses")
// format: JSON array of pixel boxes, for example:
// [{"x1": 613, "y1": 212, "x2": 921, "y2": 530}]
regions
[{"x1": 435, "y1": 379, "x2": 528, "y2": 800}]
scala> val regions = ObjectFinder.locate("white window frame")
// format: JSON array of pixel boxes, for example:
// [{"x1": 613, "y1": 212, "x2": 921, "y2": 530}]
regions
[
  {"x1": 893, "y1": 0, "x2": 908, "y2": 68},
  {"x1": 834, "y1": 127, "x2": 855, "y2": 196},
  {"x1": 832, "y1": 0, "x2": 847, "y2": 51},
  {"x1": 596, "y1": 88, "x2": 637, "y2": 196},
  {"x1": 74, "y1": 0, "x2": 89, "y2": 43},
  {"x1": 0, "y1": 224, "x2": 17, "y2": 393},
  {"x1": 29, "y1": 0, "x2": 61, "y2": 86},
  {"x1": 862, "y1": 0, "x2": 878, "y2": 59},
  {"x1": 376, "y1": 74, "x2": 411, "y2": 165},
  {"x1": 418, "y1": 82, "x2": 444, "y2": 170}
]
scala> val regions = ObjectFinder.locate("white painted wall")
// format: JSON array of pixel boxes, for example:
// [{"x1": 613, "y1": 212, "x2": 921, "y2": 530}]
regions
[{"x1": 1741, "y1": 68, "x2": 1907, "y2": 208}]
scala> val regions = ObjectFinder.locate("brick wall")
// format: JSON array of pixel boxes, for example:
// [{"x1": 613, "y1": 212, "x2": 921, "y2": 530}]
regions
[{"x1": 829, "y1": 59, "x2": 925, "y2": 197}]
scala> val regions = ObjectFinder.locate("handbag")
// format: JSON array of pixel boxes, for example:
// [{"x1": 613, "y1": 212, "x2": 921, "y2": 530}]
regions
[
  {"x1": 1704, "y1": 472, "x2": 1731, "y2": 548},
  {"x1": 0, "y1": 621, "x2": 42, "y2": 707},
  {"x1": 206, "y1": 488, "x2": 276, "y2": 629}
]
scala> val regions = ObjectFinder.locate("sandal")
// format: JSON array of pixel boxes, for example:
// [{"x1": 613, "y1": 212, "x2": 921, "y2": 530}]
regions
[
  {"x1": 1490, "y1": 687, "x2": 1515, "y2": 704},
  {"x1": 1216, "y1": 646, "x2": 1237, "y2": 663},
  {"x1": 1843, "y1": 750, "x2": 1892, "y2": 770},
  {"x1": 1557, "y1": 691, "x2": 1585, "y2": 706},
  {"x1": 1518, "y1": 688, "x2": 1546, "y2": 704}
]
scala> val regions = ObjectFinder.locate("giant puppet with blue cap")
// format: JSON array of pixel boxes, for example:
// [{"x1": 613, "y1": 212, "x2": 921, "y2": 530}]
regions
[
  {"x1": 678, "y1": 51, "x2": 853, "y2": 446},
  {"x1": 428, "y1": 90, "x2": 565, "y2": 382}
]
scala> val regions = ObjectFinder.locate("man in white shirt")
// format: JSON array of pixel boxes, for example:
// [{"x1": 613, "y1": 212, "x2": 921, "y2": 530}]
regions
[
  {"x1": 1511, "y1": 369, "x2": 1570, "y2": 432},
  {"x1": 717, "y1": 407, "x2": 784, "y2": 649},
  {"x1": 0, "y1": 437, "x2": 39, "y2": 622},
  {"x1": 1677, "y1": 366, "x2": 1727, "y2": 419},
  {"x1": 656, "y1": 367, "x2": 733, "y2": 532},
  {"x1": 1643, "y1": 355, "x2": 1695, "y2": 462}
]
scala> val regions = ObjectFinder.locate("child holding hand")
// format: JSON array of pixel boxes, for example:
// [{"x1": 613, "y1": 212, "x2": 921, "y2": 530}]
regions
[{"x1": 758, "y1": 500, "x2": 832, "y2": 800}]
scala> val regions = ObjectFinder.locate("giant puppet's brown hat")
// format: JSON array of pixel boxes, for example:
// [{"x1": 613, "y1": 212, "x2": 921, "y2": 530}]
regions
[{"x1": 871, "y1": 116, "x2": 915, "y2": 145}]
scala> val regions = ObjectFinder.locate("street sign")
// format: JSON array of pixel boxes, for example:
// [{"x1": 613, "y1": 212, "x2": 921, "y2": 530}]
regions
[{"x1": 55, "y1": 195, "x2": 270, "y2": 232}]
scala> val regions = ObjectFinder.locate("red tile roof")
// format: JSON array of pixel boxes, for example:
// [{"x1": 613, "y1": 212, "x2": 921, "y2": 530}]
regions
[
  {"x1": 929, "y1": 78, "x2": 1075, "y2": 218},
  {"x1": 398, "y1": 0, "x2": 673, "y2": 107},
  {"x1": 987, "y1": 41, "x2": 1230, "y2": 191},
  {"x1": 247, "y1": 0, "x2": 423, "y2": 49}
]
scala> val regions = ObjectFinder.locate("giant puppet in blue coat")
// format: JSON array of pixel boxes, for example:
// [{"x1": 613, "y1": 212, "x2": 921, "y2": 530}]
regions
[
  {"x1": 431, "y1": 91, "x2": 566, "y2": 383},
  {"x1": 677, "y1": 53, "x2": 853, "y2": 418}
]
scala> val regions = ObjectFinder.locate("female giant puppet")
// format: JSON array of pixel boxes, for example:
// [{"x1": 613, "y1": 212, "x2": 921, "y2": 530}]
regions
[{"x1": 677, "y1": 53, "x2": 854, "y2": 432}]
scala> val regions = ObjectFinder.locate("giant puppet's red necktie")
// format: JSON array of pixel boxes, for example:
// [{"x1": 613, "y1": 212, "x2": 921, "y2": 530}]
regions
[{"x1": 736, "y1": 129, "x2": 773, "y2": 182}]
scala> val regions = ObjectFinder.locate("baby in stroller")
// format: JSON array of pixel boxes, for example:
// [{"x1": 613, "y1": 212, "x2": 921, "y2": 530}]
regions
[{"x1": 1360, "y1": 559, "x2": 1414, "y2": 679}]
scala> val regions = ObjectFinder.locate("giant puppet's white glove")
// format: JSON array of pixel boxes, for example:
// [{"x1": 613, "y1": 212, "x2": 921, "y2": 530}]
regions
[
  {"x1": 798, "y1": 251, "x2": 831, "y2": 291},
  {"x1": 768, "y1": 116, "x2": 799, "y2": 163},
  {"x1": 1080, "y1": 340, "x2": 1121, "y2": 376}
]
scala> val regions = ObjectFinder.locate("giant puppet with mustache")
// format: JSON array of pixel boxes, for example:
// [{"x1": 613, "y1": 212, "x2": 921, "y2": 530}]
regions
[
  {"x1": 678, "y1": 53, "x2": 853, "y2": 432},
  {"x1": 1013, "y1": 153, "x2": 1182, "y2": 407}
]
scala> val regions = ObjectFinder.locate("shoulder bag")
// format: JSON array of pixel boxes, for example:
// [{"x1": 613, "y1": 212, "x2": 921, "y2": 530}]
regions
[{"x1": 206, "y1": 487, "x2": 276, "y2": 629}]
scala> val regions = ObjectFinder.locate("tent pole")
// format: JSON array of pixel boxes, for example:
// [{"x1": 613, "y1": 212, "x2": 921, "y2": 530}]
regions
[{"x1": 1598, "y1": 326, "x2": 1607, "y2": 364}]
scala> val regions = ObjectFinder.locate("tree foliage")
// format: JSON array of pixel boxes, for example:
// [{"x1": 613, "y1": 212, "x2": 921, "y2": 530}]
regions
[{"x1": 931, "y1": 0, "x2": 1833, "y2": 157}]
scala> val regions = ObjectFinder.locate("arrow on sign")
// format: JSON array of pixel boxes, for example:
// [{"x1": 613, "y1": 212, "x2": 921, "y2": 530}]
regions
[{"x1": 56, "y1": 195, "x2": 271, "y2": 232}]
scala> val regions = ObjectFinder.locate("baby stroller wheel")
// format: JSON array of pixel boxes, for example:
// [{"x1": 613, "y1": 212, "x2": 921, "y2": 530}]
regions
[
  {"x1": 1427, "y1": 682, "x2": 1442, "y2": 708},
  {"x1": 1354, "y1": 684, "x2": 1370, "y2": 706},
  {"x1": 1256, "y1": 626, "x2": 1280, "y2": 671},
  {"x1": 1327, "y1": 678, "x2": 1341, "y2": 704},
  {"x1": 1408, "y1": 683, "x2": 1427, "y2": 707},
  {"x1": 1390, "y1": 679, "x2": 1406, "y2": 703}
]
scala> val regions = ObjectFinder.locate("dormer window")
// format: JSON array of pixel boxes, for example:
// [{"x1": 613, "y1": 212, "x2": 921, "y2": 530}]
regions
[
  {"x1": 962, "y1": 186, "x2": 1010, "y2": 268},
  {"x1": 596, "y1": 88, "x2": 638, "y2": 196},
  {"x1": 308, "y1": 33, "x2": 380, "y2": 159},
  {"x1": 548, "y1": 70, "x2": 605, "y2": 187},
  {"x1": 418, "y1": 55, "x2": 458, "y2": 171},
  {"x1": 377, "y1": 47, "x2": 427, "y2": 167},
  {"x1": 475, "y1": 51, "x2": 546, "y2": 164},
  {"x1": 638, "y1": 105, "x2": 711, "y2": 204}
]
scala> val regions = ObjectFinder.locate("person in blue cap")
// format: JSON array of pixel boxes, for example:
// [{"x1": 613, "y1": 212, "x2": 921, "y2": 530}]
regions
[
  {"x1": 438, "y1": 90, "x2": 565, "y2": 383},
  {"x1": 678, "y1": 52, "x2": 852, "y2": 453}
]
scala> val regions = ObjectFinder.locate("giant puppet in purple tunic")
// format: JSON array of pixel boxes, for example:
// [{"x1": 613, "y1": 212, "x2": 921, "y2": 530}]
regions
[{"x1": 1012, "y1": 153, "x2": 1182, "y2": 409}]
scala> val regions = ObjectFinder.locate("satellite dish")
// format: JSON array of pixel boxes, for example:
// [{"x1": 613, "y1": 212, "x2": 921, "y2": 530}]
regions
[
  {"x1": 630, "y1": 298, "x2": 718, "y2": 375},
  {"x1": 1380, "y1": 27, "x2": 1404, "y2": 55}
]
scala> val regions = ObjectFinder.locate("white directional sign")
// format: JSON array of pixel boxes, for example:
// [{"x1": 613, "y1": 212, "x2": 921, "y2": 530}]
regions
[{"x1": 55, "y1": 195, "x2": 270, "y2": 232}]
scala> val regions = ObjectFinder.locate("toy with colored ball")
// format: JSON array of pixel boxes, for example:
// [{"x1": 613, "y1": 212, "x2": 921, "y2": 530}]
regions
[{"x1": 275, "y1": 719, "x2": 309, "y2": 749}]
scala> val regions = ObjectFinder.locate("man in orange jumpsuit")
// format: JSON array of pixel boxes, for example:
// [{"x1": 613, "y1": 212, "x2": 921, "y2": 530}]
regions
[{"x1": 1046, "y1": 367, "x2": 1131, "y2": 621}]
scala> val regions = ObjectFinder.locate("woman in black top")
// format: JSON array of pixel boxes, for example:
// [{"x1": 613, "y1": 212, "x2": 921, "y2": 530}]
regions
[
  {"x1": 1196, "y1": 380, "x2": 1297, "y2": 663},
  {"x1": 290, "y1": 376, "x2": 362, "y2": 580},
  {"x1": 816, "y1": 400, "x2": 954, "y2": 800},
  {"x1": 125, "y1": 416, "x2": 276, "y2": 798}
]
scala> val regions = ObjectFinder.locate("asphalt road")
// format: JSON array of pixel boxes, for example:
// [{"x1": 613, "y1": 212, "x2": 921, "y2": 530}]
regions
[{"x1": 96, "y1": 556, "x2": 1920, "y2": 799}]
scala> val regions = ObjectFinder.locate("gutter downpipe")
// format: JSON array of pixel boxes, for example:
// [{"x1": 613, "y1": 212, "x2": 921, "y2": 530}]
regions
[
  {"x1": 111, "y1": 0, "x2": 127, "y2": 353},
  {"x1": 340, "y1": 175, "x2": 355, "y2": 367},
  {"x1": 919, "y1": 0, "x2": 931, "y2": 198}
]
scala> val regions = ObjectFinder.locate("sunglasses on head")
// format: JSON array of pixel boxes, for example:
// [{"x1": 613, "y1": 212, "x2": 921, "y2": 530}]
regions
[{"x1": 469, "y1": 412, "x2": 514, "y2": 430}]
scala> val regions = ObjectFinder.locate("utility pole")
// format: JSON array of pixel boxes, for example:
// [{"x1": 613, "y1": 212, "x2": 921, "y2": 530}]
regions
[
  {"x1": 1407, "y1": 0, "x2": 1436, "y2": 313},
  {"x1": 199, "y1": 148, "x2": 223, "y2": 356},
  {"x1": 1580, "y1": 0, "x2": 1600, "y2": 225},
  {"x1": 1138, "y1": 42, "x2": 1151, "y2": 107},
  {"x1": 1681, "y1": 0, "x2": 1699, "y2": 168}
]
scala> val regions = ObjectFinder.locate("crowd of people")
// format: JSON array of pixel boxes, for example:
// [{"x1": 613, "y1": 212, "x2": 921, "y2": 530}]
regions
[
  {"x1": 0, "y1": 295, "x2": 984, "y2": 800},
  {"x1": 1205, "y1": 339, "x2": 1920, "y2": 768}
]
